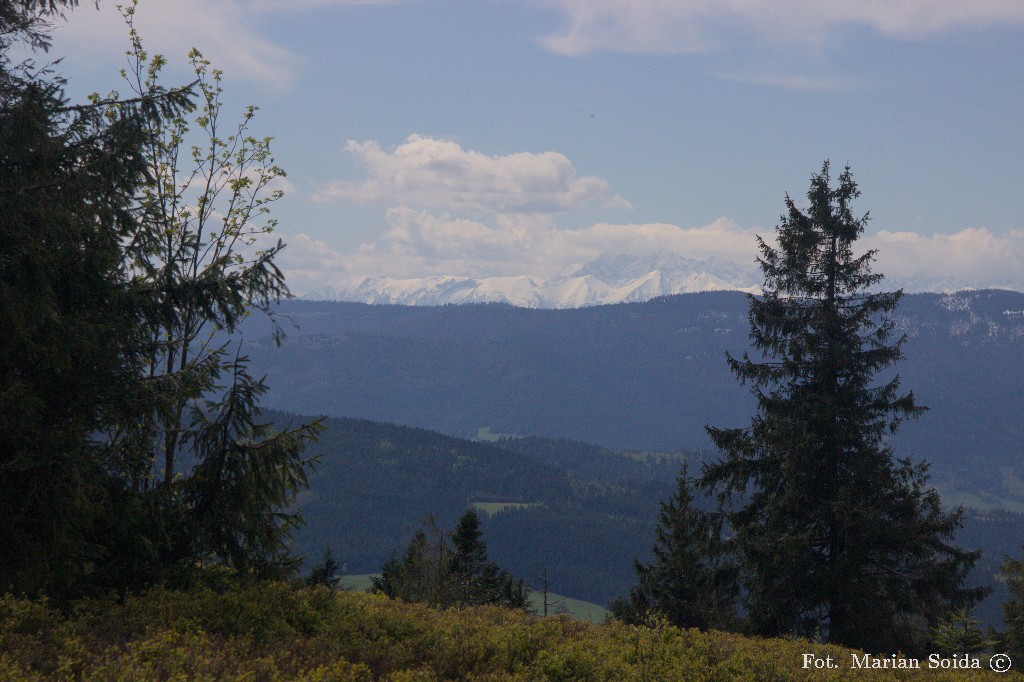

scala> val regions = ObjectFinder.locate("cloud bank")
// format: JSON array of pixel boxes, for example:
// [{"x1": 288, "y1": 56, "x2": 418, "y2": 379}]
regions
[
  {"x1": 283, "y1": 138, "x2": 1024, "y2": 295},
  {"x1": 871, "y1": 228, "x2": 1024, "y2": 291},
  {"x1": 529, "y1": 0, "x2": 1024, "y2": 56},
  {"x1": 272, "y1": 212, "x2": 1024, "y2": 297}
]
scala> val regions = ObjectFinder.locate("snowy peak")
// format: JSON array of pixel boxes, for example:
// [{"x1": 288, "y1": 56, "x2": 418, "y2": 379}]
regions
[{"x1": 304, "y1": 252, "x2": 761, "y2": 308}]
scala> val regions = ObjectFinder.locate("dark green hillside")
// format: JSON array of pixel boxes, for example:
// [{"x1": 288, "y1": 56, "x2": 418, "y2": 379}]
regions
[
  {"x1": 496, "y1": 435, "x2": 692, "y2": 485},
  {"x1": 292, "y1": 416, "x2": 571, "y2": 570},
  {"x1": 892, "y1": 290, "x2": 1024, "y2": 495},
  {"x1": 281, "y1": 413, "x2": 1018, "y2": 623},
  {"x1": 289, "y1": 415, "x2": 673, "y2": 605}
]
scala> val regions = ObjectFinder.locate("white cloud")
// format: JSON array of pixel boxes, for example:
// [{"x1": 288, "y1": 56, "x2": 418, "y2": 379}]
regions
[
  {"x1": 868, "y1": 227, "x2": 1024, "y2": 291},
  {"x1": 314, "y1": 135, "x2": 629, "y2": 214},
  {"x1": 252, "y1": 232, "x2": 350, "y2": 296},
  {"x1": 248, "y1": 0, "x2": 407, "y2": 9},
  {"x1": 281, "y1": 210, "x2": 759, "y2": 286},
  {"x1": 527, "y1": 0, "x2": 1024, "y2": 56},
  {"x1": 269, "y1": 220, "x2": 1024, "y2": 296}
]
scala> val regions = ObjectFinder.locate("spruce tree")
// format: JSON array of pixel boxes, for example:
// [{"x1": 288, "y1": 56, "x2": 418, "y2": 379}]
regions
[
  {"x1": 450, "y1": 509, "x2": 529, "y2": 609},
  {"x1": 613, "y1": 464, "x2": 736, "y2": 629},
  {"x1": 451, "y1": 509, "x2": 491, "y2": 603},
  {"x1": 305, "y1": 548, "x2": 342, "y2": 588},
  {"x1": 373, "y1": 511, "x2": 528, "y2": 609},
  {"x1": 702, "y1": 162, "x2": 983, "y2": 654},
  {"x1": 932, "y1": 604, "x2": 992, "y2": 655},
  {"x1": 0, "y1": 0, "x2": 191, "y2": 601},
  {"x1": 1, "y1": 0, "x2": 319, "y2": 598}
]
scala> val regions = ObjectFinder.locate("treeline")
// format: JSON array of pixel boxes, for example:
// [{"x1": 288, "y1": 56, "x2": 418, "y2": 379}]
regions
[
  {"x1": 373, "y1": 510, "x2": 528, "y2": 610},
  {"x1": 282, "y1": 411, "x2": 1021, "y2": 628},
  {"x1": 290, "y1": 415, "x2": 666, "y2": 605},
  {"x1": 1, "y1": 0, "x2": 319, "y2": 603},
  {"x1": 496, "y1": 435, "x2": 694, "y2": 486}
]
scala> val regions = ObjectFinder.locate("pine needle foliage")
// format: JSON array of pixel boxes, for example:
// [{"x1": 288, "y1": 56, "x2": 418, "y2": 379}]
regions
[
  {"x1": 0, "y1": 0, "x2": 191, "y2": 601},
  {"x1": 374, "y1": 511, "x2": 529, "y2": 610},
  {"x1": 612, "y1": 463, "x2": 737, "y2": 630},
  {"x1": 702, "y1": 162, "x2": 984, "y2": 654},
  {"x1": 1, "y1": 0, "x2": 320, "y2": 600},
  {"x1": 305, "y1": 548, "x2": 342, "y2": 588},
  {"x1": 932, "y1": 604, "x2": 993, "y2": 656}
]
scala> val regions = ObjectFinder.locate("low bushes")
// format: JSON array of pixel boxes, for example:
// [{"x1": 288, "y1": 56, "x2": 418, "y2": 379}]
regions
[{"x1": 1, "y1": 585, "x2": 1018, "y2": 680}]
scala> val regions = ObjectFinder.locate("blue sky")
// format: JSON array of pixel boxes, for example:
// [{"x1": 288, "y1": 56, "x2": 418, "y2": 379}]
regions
[{"x1": 48, "y1": 0, "x2": 1024, "y2": 294}]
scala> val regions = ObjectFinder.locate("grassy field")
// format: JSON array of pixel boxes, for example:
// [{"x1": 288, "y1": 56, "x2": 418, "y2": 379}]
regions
[{"x1": 527, "y1": 591, "x2": 609, "y2": 624}]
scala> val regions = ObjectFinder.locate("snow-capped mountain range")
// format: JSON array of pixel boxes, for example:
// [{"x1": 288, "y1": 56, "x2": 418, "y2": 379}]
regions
[{"x1": 303, "y1": 253, "x2": 763, "y2": 308}]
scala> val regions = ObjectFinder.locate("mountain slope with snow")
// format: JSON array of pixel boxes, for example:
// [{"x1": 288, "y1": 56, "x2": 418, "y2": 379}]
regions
[{"x1": 304, "y1": 253, "x2": 762, "y2": 307}]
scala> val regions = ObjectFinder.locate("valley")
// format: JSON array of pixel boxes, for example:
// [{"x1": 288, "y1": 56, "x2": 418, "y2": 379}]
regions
[{"x1": 234, "y1": 290, "x2": 1024, "y2": 629}]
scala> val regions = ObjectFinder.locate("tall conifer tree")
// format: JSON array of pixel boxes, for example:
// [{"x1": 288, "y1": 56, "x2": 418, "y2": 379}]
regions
[
  {"x1": 1, "y1": 0, "x2": 320, "y2": 598},
  {"x1": 0, "y1": 0, "x2": 191, "y2": 600},
  {"x1": 702, "y1": 162, "x2": 983, "y2": 654}
]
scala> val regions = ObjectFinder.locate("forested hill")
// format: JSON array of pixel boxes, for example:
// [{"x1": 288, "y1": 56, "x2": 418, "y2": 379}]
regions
[
  {"x1": 281, "y1": 413, "x2": 1018, "y2": 627},
  {"x1": 244, "y1": 289, "x2": 1024, "y2": 511},
  {"x1": 285, "y1": 414, "x2": 687, "y2": 607}
]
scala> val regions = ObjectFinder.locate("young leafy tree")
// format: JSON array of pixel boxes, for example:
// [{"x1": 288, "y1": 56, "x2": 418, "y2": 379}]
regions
[
  {"x1": 702, "y1": 162, "x2": 984, "y2": 654},
  {"x1": 104, "y1": 2, "x2": 322, "y2": 578},
  {"x1": 612, "y1": 463, "x2": 736, "y2": 629}
]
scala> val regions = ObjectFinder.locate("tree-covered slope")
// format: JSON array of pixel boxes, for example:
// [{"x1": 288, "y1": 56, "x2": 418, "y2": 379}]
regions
[
  {"x1": 280, "y1": 413, "x2": 1018, "y2": 626},
  {"x1": 243, "y1": 290, "x2": 1024, "y2": 510},
  {"x1": 288, "y1": 415, "x2": 679, "y2": 606}
]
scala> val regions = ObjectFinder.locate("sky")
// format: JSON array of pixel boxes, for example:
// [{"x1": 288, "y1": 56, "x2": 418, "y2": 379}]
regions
[{"x1": 44, "y1": 0, "x2": 1024, "y2": 294}]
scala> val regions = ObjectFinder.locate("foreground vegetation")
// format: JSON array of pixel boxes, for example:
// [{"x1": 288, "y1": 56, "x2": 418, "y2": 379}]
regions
[{"x1": 1, "y1": 583, "x2": 1019, "y2": 681}]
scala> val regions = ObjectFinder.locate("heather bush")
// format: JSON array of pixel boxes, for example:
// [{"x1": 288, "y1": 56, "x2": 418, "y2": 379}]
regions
[{"x1": 1, "y1": 585, "x2": 1019, "y2": 680}]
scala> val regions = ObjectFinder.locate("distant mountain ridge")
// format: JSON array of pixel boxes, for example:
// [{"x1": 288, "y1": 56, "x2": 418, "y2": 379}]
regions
[
  {"x1": 304, "y1": 252, "x2": 762, "y2": 308},
  {"x1": 241, "y1": 289, "x2": 1024, "y2": 513}
]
